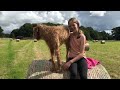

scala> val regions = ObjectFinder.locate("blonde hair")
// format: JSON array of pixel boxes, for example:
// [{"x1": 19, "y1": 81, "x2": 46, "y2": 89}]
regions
[{"x1": 68, "y1": 17, "x2": 83, "y2": 38}]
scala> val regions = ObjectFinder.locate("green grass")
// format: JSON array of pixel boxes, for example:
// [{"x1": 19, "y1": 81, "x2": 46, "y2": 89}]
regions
[
  {"x1": 0, "y1": 39, "x2": 34, "y2": 79},
  {"x1": 0, "y1": 38, "x2": 120, "y2": 79},
  {"x1": 8, "y1": 40, "x2": 34, "y2": 79}
]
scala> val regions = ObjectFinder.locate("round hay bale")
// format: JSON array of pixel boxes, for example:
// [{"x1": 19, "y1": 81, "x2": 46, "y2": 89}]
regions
[
  {"x1": 10, "y1": 38, "x2": 13, "y2": 41},
  {"x1": 101, "y1": 40, "x2": 105, "y2": 44},
  {"x1": 26, "y1": 60, "x2": 111, "y2": 79},
  {"x1": 16, "y1": 39, "x2": 20, "y2": 42},
  {"x1": 34, "y1": 39, "x2": 37, "y2": 42},
  {"x1": 93, "y1": 40, "x2": 95, "y2": 42},
  {"x1": 85, "y1": 43, "x2": 90, "y2": 51},
  {"x1": 95, "y1": 40, "x2": 99, "y2": 42}
]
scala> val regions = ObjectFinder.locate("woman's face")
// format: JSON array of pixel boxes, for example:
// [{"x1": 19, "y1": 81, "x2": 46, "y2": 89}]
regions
[{"x1": 69, "y1": 21, "x2": 78, "y2": 33}]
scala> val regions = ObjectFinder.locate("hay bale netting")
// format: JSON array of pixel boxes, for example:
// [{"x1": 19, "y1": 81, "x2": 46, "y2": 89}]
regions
[
  {"x1": 101, "y1": 40, "x2": 105, "y2": 44},
  {"x1": 85, "y1": 43, "x2": 90, "y2": 51},
  {"x1": 16, "y1": 39, "x2": 20, "y2": 42},
  {"x1": 34, "y1": 39, "x2": 37, "y2": 42},
  {"x1": 26, "y1": 60, "x2": 111, "y2": 79}
]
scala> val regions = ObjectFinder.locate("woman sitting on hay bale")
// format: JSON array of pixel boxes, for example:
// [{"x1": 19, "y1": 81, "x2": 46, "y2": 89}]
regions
[{"x1": 63, "y1": 18, "x2": 100, "y2": 79}]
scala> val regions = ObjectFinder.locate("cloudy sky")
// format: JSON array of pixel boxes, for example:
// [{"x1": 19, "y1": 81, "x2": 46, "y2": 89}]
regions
[{"x1": 0, "y1": 11, "x2": 120, "y2": 34}]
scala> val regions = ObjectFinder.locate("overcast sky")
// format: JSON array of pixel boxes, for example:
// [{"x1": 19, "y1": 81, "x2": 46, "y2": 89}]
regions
[{"x1": 0, "y1": 11, "x2": 120, "y2": 34}]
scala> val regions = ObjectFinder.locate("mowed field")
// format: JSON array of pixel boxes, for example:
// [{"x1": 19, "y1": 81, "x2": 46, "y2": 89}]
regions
[{"x1": 0, "y1": 38, "x2": 120, "y2": 79}]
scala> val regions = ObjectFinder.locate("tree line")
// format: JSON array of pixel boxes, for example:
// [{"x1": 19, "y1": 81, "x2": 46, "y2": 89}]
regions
[{"x1": 0, "y1": 22, "x2": 120, "y2": 40}]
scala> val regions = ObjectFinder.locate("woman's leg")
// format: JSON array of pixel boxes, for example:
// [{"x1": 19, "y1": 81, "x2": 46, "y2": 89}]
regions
[
  {"x1": 77, "y1": 57, "x2": 88, "y2": 79},
  {"x1": 68, "y1": 58, "x2": 78, "y2": 79},
  {"x1": 69, "y1": 62, "x2": 78, "y2": 79}
]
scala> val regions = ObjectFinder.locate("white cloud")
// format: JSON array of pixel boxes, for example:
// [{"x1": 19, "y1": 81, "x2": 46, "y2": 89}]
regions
[
  {"x1": 104, "y1": 30, "x2": 112, "y2": 35},
  {"x1": 2, "y1": 24, "x2": 20, "y2": 34},
  {"x1": 63, "y1": 20, "x2": 68, "y2": 25},
  {"x1": 3, "y1": 11, "x2": 120, "y2": 34},
  {"x1": 0, "y1": 11, "x2": 79, "y2": 33},
  {"x1": 90, "y1": 11, "x2": 106, "y2": 16}
]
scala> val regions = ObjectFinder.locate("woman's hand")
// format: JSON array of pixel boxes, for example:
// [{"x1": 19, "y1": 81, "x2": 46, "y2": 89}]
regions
[{"x1": 63, "y1": 61, "x2": 72, "y2": 70}]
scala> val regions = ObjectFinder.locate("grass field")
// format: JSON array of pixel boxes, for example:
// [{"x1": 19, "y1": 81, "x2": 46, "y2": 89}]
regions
[{"x1": 0, "y1": 38, "x2": 120, "y2": 79}]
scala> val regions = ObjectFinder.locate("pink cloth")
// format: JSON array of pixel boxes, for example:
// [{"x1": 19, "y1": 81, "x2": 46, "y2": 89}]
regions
[{"x1": 85, "y1": 57, "x2": 100, "y2": 69}]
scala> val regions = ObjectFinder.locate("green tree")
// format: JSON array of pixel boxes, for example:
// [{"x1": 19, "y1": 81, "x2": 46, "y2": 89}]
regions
[
  {"x1": 42, "y1": 22, "x2": 63, "y2": 26},
  {"x1": 19, "y1": 23, "x2": 33, "y2": 37},
  {"x1": 112, "y1": 27, "x2": 120, "y2": 40},
  {"x1": 10, "y1": 23, "x2": 33, "y2": 38},
  {"x1": 0, "y1": 26, "x2": 4, "y2": 37},
  {"x1": 10, "y1": 29, "x2": 19, "y2": 38},
  {"x1": 80, "y1": 26, "x2": 92, "y2": 40},
  {"x1": 86, "y1": 27, "x2": 99, "y2": 40}
]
